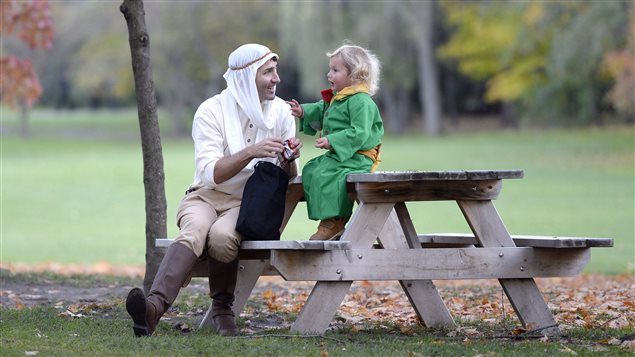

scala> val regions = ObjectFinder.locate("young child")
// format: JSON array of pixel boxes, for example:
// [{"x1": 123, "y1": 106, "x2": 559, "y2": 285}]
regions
[{"x1": 287, "y1": 43, "x2": 384, "y2": 241}]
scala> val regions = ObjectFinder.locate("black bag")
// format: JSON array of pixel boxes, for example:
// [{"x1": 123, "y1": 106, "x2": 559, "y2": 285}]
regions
[{"x1": 236, "y1": 161, "x2": 289, "y2": 241}]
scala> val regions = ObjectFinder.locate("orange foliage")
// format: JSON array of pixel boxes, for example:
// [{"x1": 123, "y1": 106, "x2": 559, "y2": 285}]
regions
[
  {"x1": 0, "y1": 57, "x2": 42, "y2": 108},
  {"x1": 0, "y1": 0, "x2": 54, "y2": 108},
  {"x1": 602, "y1": 13, "x2": 635, "y2": 116}
]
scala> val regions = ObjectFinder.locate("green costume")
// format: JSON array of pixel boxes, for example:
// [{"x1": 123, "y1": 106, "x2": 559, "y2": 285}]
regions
[{"x1": 300, "y1": 87, "x2": 384, "y2": 220}]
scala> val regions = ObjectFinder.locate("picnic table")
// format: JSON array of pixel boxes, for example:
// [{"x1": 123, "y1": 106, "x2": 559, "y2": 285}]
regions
[{"x1": 157, "y1": 170, "x2": 612, "y2": 336}]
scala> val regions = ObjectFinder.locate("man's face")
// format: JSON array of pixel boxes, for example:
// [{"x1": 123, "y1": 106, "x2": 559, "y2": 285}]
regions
[{"x1": 256, "y1": 58, "x2": 280, "y2": 102}]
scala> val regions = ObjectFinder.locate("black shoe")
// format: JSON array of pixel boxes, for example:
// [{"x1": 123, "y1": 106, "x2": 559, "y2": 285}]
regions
[{"x1": 126, "y1": 288, "x2": 151, "y2": 337}]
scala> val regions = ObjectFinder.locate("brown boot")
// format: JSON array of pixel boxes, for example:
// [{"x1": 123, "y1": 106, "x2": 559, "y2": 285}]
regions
[
  {"x1": 309, "y1": 218, "x2": 346, "y2": 241},
  {"x1": 208, "y1": 257, "x2": 239, "y2": 336},
  {"x1": 126, "y1": 243, "x2": 198, "y2": 337}
]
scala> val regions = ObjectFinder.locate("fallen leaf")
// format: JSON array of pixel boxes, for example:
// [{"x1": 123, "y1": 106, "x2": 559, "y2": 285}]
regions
[
  {"x1": 607, "y1": 337, "x2": 622, "y2": 345},
  {"x1": 559, "y1": 345, "x2": 578, "y2": 355},
  {"x1": 59, "y1": 310, "x2": 83, "y2": 318},
  {"x1": 621, "y1": 340, "x2": 635, "y2": 351},
  {"x1": 463, "y1": 328, "x2": 479, "y2": 336},
  {"x1": 511, "y1": 327, "x2": 527, "y2": 336}
]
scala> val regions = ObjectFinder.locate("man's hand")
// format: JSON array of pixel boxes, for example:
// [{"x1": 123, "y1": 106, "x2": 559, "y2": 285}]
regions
[
  {"x1": 214, "y1": 138, "x2": 284, "y2": 184},
  {"x1": 249, "y1": 137, "x2": 285, "y2": 159},
  {"x1": 285, "y1": 99, "x2": 304, "y2": 118},
  {"x1": 315, "y1": 137, "x2": 331, "y2": 150}
]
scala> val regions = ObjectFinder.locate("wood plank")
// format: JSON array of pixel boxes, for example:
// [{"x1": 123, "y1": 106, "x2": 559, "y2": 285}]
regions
[
  {"x1": 347, "y1": 170, "x2": 524, "y2": 182},
  {"x1": 290, "y1": 281, "x2": 353, "y2": 334},
  {"x1": 233, "y1": 260, "x2": 271, "y2": 316},
  {"x1": 353, "y1": 179, "x2": 503, "y2": 203},
  {"x1": 418, "y1": 234, "x2": 613, "y2": 248},
  {"x1": 383, "y1": 204, "x2": 455, "y2": 327},
  {"x1": 157, "y1": 235, "x2": 613, "y2": 250},
  {"x1": 157, "y1": 239, "x2": 352, "y2": 251},
  {"x1": 339, "y1": 202, "x2": 395, "y2": 246},
  {"x1": 240, "y1": 240, "x2": 351, "y2": 250},
  {"x1": 457, "y1": 200, "x2": 560, "y2": 336},
  {"x1": 270, "y1": 247, "x2": 589, "y2": 281}
]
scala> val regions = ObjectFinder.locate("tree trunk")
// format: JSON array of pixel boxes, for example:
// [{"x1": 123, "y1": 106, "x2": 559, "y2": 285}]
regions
[
  {"x1": 380, "y1": 86, "x2": 411, "y2": 134},
  {"x1": 18, "y1": 98, "x2": 30, "y2": 138},
  {"x1": 418, "y1": 1, "x2": 442, "y2": 135},
  {"x1": 120, "y1": 0, "x2": 167, "y2": 294},
  {"x1": 403, "y1": 0, "x2": 443, "y2": 136},
  {"x1": 501, "y1": 101, "x2": 519, "y2": 128}
]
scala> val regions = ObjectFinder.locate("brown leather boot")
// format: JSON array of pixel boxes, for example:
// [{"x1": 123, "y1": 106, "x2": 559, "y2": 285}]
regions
[
  {"x1": 126, "y1": 243, "x2": 198, "y2": 337},
  {"x1": 309, "y1": 218, "x2": 346, "y2": 241},
  {"x1": 208, "y1": 257, "x2": 239, "y2": 336}
]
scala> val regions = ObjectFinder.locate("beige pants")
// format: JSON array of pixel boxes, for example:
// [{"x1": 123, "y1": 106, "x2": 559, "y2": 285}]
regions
[{"x1": 174, "y1": 188, "x2": 242, "y2": 263}]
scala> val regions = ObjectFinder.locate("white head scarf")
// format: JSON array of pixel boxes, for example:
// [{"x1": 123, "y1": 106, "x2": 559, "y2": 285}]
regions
[{"x1": 223, "y1": 44, "x2": 278, "y2": 130}]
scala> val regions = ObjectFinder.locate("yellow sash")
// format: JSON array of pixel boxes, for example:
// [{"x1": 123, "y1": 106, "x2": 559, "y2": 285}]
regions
[{"x1": 357, "y1": 144, "x2": 382, "y2": 173}]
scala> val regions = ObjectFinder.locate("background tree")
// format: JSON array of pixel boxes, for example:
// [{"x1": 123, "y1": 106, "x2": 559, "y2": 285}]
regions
[
  {"x1": 17, "y1": 1, "x2": 631, "y2": 137},
  {"x1": 279, "y1": 1, "x2": 347, "y2": 101},
  {"x1": 147, "y1": 1, "x2": 279, "y2": 137},
  {"x1": 530, "y1": 0, "x2": 631, "y2": 125},
  {"x1": 120, "y1": 0, "x2": 167, "y2": 293},
  {"x1": 439, "y1": 0, "x2": 632, "y2": 125},
  {"x1": 348, "y1": 1, "x2": 418, "y2": 134},
  {"x1": 601, "y1": 11, "x2": 635, "y2": 122},
  {"x1": 279, "y1": 1, "x2": 424, "y2": 134},
  {"x1": 1, "y1": 0, "x2": 54, "y2": 137},
  {"x1": 438, "y1": 1, "x2": 537, "y2": 127},
  {"x1": 400, "y1": 0, "x2": 443, "y2": 135}
]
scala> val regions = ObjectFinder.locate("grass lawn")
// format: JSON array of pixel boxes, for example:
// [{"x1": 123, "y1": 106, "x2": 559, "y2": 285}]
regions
[
  {"x1": 1, "y1": 108, "x2": 633, "y2": 274},
  {"x1": 1, "y1": 272, "x2": 633, "y2": 356},
  {"x1": 2, "y1": 306, "x2": 632, "y2": 356}
]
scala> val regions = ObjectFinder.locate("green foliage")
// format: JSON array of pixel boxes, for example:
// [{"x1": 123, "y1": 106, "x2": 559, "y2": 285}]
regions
[
  {"x1": 73, "y1": 32, "x2": 133, "y2": 100},
  {"x1": 438, "y1": 1, "x2": 551, "y2": 103},
  {"x1": 1, "y1": 109, "x2": 633, "y2": 274},
  {"x1": 439, "y1": 2, "x2": 522, "y2": 81},
  {"x1": 524, "y1": 0, "x2": 632, "y2": 124},
  {"x1": 439, "y1": 0, "x2": 633, "y2": 124}
]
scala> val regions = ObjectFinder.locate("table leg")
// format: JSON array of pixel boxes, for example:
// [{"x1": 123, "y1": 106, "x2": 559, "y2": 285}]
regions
[
  {"x1": 379, "y1": 203, "x2": 455, "y2": 328},
  {"x1": 290, "y1": 202, "x2": 394, "y2": 334},
  {"x1": 457, "y1": 200, "x2": 560, "y2": 336},
  {"x1": 290, "y1": 281, "x2": 354, "y2": 333},
  {"x1": 234, "y1": 259, "x2": 270, "y2": 315}
]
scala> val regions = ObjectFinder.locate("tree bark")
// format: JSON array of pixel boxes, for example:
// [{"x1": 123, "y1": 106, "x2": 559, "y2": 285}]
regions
[{"x1": 120, "y1": 0, "x2": 167, "y2": 294}]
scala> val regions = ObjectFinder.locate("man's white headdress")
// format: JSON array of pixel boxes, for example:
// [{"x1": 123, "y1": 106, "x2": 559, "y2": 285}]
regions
[{"x1": 220, "y1": 44, "x2": 278, "y2": 158}]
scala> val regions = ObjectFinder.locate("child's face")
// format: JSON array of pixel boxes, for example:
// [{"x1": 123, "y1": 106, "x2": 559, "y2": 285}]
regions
[{"x1": 327, "y1": 54, "x2": 352, "y2": 92}]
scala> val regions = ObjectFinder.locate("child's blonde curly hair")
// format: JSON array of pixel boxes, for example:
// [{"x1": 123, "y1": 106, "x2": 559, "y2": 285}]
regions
[{"x1": 327, "y1": 42, "x2": 381, "y2": 96}]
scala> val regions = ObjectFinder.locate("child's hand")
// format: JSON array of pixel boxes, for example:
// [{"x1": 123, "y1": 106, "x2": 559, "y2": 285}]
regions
[
  {"x1": 315, "y1": 137, "x2": 331, "y2": 150},
  {"x1": 285, "y1": 99, "x2": 304, "y2": 118}
]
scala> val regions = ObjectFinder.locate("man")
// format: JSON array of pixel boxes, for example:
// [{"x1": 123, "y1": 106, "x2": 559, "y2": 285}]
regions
[{"x1": 125, "y1": 43, "x2": 301, "y2": 337}]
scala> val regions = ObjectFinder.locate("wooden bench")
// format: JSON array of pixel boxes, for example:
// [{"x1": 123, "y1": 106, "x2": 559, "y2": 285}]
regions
[{"x1": 156, "y1": 170, "x2": 613, "y2": 335}]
